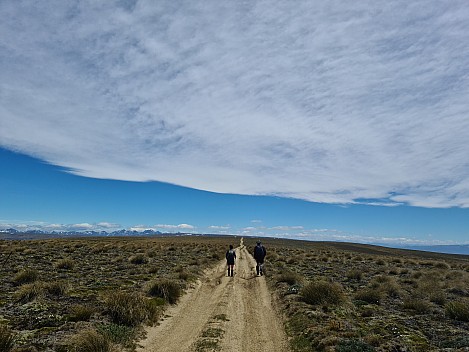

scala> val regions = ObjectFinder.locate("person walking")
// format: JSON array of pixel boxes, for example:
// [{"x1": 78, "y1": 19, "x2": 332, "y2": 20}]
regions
[
  {"x1": 253, "y1": 240, "x2": 266, "y2": 276},
  {"x1": 226, "y1": 244, "x2": 236, "y2": 277}
]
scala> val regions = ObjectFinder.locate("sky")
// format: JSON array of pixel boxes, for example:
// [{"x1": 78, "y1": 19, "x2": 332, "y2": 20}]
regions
[{"x1": 1, "y1": 1, "x2": 468, "y2": 245}]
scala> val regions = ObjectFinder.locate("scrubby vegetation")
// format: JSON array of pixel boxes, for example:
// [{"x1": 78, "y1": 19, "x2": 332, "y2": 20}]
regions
[
  {"x1": 245, "y1": 238, "x2": 469, "y2": 351},
  {"x1": 3, "y1": 235, "x2": 469, "y2": 351},
  {"x1": 0, "y1": 235, "x2": 234, "y2": 351}
]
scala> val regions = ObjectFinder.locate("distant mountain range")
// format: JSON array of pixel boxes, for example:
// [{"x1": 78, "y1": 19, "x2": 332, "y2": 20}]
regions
[
  {"x1": 2, "y1": 227, "x2": 469, "y2": 256},
  {"x1": 0, "y1": 227, "x2": 165, "y2": 238}
]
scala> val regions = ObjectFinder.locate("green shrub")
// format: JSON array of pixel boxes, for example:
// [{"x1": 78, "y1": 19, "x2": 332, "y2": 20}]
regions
[
  {"x1": 105, "y1": 291, "x2": 148, "y2": 326},
  {"x1": 147, "y1": 279, "x2": 182, "y2": 304},
  {"x1": 55, "y1": 258, "x2": 75, "y2": 270},
  {"x1": 13, "y1": 268, "x2": 38, "y2": 286},
  {"x1": 0, "y1": 325, "x2": 15, "y2": 352},
  {"x1": 446, "y1": 300, "x2": 469, "y2": 322},
  {"x1": 69, "y1": 329, "x2": 112, "y2": 352},
  {"x1": 300, "y1": 281, "x2": 345, "y2": 305}
]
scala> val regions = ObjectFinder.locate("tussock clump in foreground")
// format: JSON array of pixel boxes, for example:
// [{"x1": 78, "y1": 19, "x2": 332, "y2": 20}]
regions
[
  {"x1": 69, "y1": 329, "x2": 113, "y2": 352},
  {"x1": 300, "y1": 280, "x2": 346, "y2": 305},
  {"x1": 147, "y1": 279, "x2": 182, "y2": 304},
  {"x1": 105, "y1": 291, "x2": 149, "y2": 326}
]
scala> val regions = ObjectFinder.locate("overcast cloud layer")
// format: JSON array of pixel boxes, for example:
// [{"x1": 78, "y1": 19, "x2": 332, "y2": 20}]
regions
[{"x1": 1, "y1": 1, "x2": 469, "y2": 207}]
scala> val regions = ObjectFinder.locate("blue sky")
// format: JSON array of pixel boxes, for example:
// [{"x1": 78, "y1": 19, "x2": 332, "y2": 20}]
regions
[{"x1": 1, "y1": 1, "x2": 469, "y2": 245}]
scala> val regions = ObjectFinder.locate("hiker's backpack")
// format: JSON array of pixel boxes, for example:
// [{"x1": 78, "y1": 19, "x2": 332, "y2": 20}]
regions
[
  {"x1": 254, "y1": 245, "x2": 265, "y2": 260},
  {"x1": 227, "y1": 249, "x2": 235, "y2": 261}
]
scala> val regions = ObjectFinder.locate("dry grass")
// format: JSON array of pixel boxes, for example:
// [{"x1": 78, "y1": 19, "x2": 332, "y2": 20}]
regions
[
  {"x1": 0, "y1": 235, "x2": 234, "y2": 350},
  {"x1": 147, "y1": 279, "x2": 182, "y2": 304},
  {"x1": 249, "y1": 237, "x2": 469, "y2": 352},
  {"x1": 69, "y1": 329, "x2": 113, "y2": 352},
  {"x1": 13, "y1": 269, "x2": 38, "y2": 286},
  {"x1": 446, "y1": 300, "x2": 469, "y2": 322},
  {"x1": 0, "y1": 325, "x2": 15, "y2": 352},
  {"x1": 301, "y1": 280, "x2": 346, "y2": 305}
]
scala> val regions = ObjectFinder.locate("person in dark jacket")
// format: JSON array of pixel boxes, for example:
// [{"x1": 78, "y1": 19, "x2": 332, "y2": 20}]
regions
[
  {"x1": 253, "y1": 241, "x2": 266, "y2": 276},
  {"x1": 226, "y1": 244, "x2": 236, "y2": 277}
]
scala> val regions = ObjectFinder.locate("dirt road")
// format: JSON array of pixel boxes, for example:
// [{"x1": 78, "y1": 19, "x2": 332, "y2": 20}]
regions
[{"x1": 137, "y1": 238, "x2": 289, "y2": 352}]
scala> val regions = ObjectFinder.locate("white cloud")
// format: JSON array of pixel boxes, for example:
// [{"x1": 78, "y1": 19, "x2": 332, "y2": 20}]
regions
[
  {"x1": 270, "y1": 226, "x2": 304, "y2": 231},
  {"x1": 1, "y1": 1, "x2": 469, "y2": 207},
  {"x1": 155, "y1": 224, "x2": 195, "y2": 230},
  {"x1": 208, "y1": 225, "x2": 230, "y2": 230}
]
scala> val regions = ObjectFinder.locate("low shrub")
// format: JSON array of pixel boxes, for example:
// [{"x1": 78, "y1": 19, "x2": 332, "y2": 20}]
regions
[
  {"x1": 147, "y1": 279, "x2": 181, "y2": 304},
  {"x1": 446, "y1": 300, "x2": 469, "y2": 322},
  {"x1": 13, "y1": 269, "x2": 38, "y2": 286},
  {"x1": 105, "y1": 291, "x2": 148, "y2": 326},
  {"x1": 301, "y1": 281, "x2": 346, "y2": 305},
  {"x1": 0, "y1": 325, "x2": 15, "y2": 352},
  {"x1": 69, "y1": 329, "x2": 112, "y2": 352}
]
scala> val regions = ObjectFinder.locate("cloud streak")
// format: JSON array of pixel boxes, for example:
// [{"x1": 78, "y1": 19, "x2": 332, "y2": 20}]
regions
[{"x1": 1, "y1": 1, "x2": 469, "y2": 207}]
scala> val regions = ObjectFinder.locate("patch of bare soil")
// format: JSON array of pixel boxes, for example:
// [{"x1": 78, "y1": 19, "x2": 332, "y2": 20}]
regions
[{"x1": 137, "y1": 238, "x2": 289, "y2": 352}]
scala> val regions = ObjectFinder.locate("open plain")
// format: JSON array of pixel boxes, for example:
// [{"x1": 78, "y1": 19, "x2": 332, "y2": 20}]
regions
[{"x1": 1, "y1": 235, "x2": 469, "y2": 351}]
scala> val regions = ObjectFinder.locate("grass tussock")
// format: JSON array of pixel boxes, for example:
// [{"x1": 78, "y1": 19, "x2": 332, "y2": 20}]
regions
[
  {"x1": 69, "y1": 305, "x2": 95, "y2": 322},
  {"x1": 346, "y1": 269, "x2": 363, "y2": 281},
  {"x1": 354, "y1": 288, "x2": 383, "y2": 305},
  {"x1": 44, "y1": 281, "x2": 68, "y2": 296},
  {"x1": 403, "y1": 299, "x2": 432, "y2": 314},
  {"x1": 13, "y1": 268, "x2": 38, "y2": 286},
  {"x1": 129, "y1": 254, "x2": 148, "y2": 265},
  {"x1": 0, "y1": 325, "x2": 15, "y2": 352},
  {"x1": 55, "y1": 258, "x2": 75, "y2": 270},
  {"x1": 446, "y1": 300, "x2": 469, "y2": 322},
  {"x1": 301, "y1": 281, "x2": 346, "y2": 305},
  {"x1": 15, "y1": 282, "x2": 43, "y2": 303},
  {"x1": 276, "y1": 271, "x2": 303, "y2": 285},
  {"x1": 147, "y1": 279, "x2": 182, "y2": 304},
  {"x1": 105, "y1": 291, "x2": 149, "y2": 326},
  {"x1": 69, "y1": 329, "x2": 113, "y2": 352}
]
